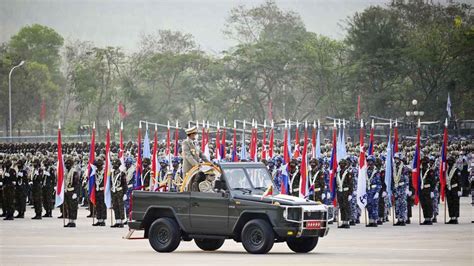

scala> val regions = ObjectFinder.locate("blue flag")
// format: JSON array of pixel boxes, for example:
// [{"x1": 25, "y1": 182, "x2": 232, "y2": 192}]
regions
[
  {"x1": 143, "y1": 130, "x2": 151, "y2": 159},
  {"x1": 385, "y1": 133, "x2": 393, "y2": 198}
]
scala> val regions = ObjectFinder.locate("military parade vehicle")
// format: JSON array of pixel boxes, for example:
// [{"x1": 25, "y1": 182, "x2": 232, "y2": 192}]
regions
[{"x1": 128, "y1": 162, "x2": 333, "y2": 254}]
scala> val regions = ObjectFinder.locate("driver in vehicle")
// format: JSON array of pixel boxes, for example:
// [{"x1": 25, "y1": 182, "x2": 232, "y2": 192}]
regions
[{"x1": 198, "y1": 169, "x2": 216, "y2": 193}]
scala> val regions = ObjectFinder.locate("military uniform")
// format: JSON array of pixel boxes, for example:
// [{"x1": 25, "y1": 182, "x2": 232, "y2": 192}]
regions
[
  {"x1": 310, "y1": 168, "x2": 325, "y2": 202},
  {"x1": 419, "y1": 165, "x2": 436, "y2": 224},
  {"x1": 366, "y1": 166, "x2": 382, "y2": 226},
  {"x1": 350, "y1": 165, "x2": 360, "y2": 224},
  {"x1": 377, "y1": 168, "x2": 387, "y2": 224},
  {"x1": 445, "y1": 163, "x2": 462, "y2": 223},
  {"x1": 64, "y1": 164, "x2": 80, "y2": 227},
  {"x1": 392, "y1": 162, "x2": 409, "y2": 225},
  {"x1": 124, "y1": 162, "x2": 135, "y2": 220},
  {"x1": 31, "y1": 165, "x2": 44, "y2": 219},
  {"x1": 181, "y1": 127, "x2": 209, "y2": 176},
  {"x1": 430, "y1": 162, "x2": 440, "y2": 222},
  {"x1": 94, "y1": 168, "x2": 107, "y2": 226},
  {"x1": 2, "y1": 164, "x2": 16, "y2": 220},
  {"x1": 336, "y1": 165, "x2": 353, "y2": 228},
  {"x1": 111, "y1": 167, "x2": 127, "y2": 227},
  {"x1": 289, "y1": 165, "x2": 301, "y2": 197},
  {"x1": 42, "y1": 164, "x2": 55, "y2": 217},
  {"x1": 15, "y1": 165, "x2": 28, "y2": 218}
]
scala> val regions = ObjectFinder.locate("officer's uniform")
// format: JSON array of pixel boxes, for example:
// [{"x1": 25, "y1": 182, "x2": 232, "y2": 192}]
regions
[
  {"x1": 111, "y1": 168, "x2": 127, "y2": 227},
  {"x1": 445, "y1": 163, "x2": 462, "y2": 223},
  {"x1": 289, "y1": 166, "x2": 301, "y2": 197},
  {"x1": 181, "y1": 126, "x2": 209, "y2": 176},
  {"x1": 350, "y1": 165, "x2": 360, "y2": 224},
  {"x1": 430, "y1": 163, "x2": 440, "y2": 222},
  {"x1": 64, "y1": 165, "x2": 80, "y2": 227}
]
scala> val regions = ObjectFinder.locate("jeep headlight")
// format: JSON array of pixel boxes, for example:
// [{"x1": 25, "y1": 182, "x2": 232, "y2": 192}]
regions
[{"x1": 283, "y1": 207, "x2": 302, "y2": 222}]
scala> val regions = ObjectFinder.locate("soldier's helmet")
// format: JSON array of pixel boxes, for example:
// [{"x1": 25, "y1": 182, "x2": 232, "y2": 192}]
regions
[
  {"x1": 366, "y1": 155, "x2": 376, "y2": 162},
  {"x1": 394, "y1": 152, "x2": 403, "y2": 160}
]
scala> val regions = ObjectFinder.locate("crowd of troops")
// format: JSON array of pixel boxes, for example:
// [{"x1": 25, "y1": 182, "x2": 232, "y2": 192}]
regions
[{"x1": 0, "y1": 137, "x2": 473, "y2": 229}]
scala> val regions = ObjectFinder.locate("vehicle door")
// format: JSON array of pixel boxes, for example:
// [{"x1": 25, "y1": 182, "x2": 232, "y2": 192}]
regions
[{"x1": 189, "y1": 191, "x2": 229, "y2": 235}]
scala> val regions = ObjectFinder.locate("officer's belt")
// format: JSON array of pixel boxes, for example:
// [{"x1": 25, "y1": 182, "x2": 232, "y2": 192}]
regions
[
  {"x1": 371, "y1": 184, "x2": 377, "y2": 189},
  {"x1": 423, "y1": 184, "x2": 431, "y2": 188},
  {"x1": 66, "y1": 188, "x2": 75, "y2": 192},
  {"x1": 96, "y1": 187, "x2": 104, "y2": 191},
  {"x1": 338, "y1": 187, "x2": 349, "y2": 192},
  {"x1": 315, "y1": 188, "x2": 321, "y2": 192}
]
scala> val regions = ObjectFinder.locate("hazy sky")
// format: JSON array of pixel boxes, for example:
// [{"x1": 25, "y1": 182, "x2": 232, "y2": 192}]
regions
[{"x1": 0, "y1": 0, "x2": 405, "y2": 53}]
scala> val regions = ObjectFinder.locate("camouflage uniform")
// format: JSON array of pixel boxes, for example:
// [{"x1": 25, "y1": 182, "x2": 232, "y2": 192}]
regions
[
  {"x1": 392, "y1": 163, "x2": 409, "y2": 223},
  {"x1": 366, "y1": 167, "x2": 382, "y2": 224}
]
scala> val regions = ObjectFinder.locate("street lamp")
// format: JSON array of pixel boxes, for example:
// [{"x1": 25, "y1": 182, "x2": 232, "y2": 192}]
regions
[
  {"x1": 8, "y1": 60, "x2": 25, "y2": 139},
  {"x1": 405, "y1": 98, "x2": 424, "y2": 128}
]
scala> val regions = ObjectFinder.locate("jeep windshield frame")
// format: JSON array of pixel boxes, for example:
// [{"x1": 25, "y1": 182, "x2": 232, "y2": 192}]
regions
[{"x1": 219, "y1": 162, "x2": 280, "y2": 196}]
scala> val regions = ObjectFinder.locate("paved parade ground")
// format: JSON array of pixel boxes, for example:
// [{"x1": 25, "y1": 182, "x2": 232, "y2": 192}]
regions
[{"x1": 1, "y1": 198, "x2": 473, "y2": 266}]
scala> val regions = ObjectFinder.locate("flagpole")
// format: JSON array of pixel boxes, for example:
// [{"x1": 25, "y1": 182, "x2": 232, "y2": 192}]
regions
[
  {"x1": 443, "y1": 118, "x2": 448, "y2": 224},
  {"x1": 417, "y1": 119, "x2": 422, "y2": 225},
  {"x1": 58, "y1": 121, "x2": 66, "y2": 228}
]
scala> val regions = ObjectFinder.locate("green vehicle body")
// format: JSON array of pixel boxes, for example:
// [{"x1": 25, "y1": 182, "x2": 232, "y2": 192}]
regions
[{"x1": 128, "y1": 162, "x2": 333, "y2": 245}]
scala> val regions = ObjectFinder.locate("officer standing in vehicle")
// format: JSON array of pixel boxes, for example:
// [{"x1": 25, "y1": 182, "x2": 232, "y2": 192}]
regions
[{"x1": 182, "y1": 126, "x2": 209, "y2": 177}]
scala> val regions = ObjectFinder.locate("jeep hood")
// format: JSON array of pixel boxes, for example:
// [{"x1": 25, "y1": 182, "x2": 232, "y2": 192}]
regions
[{"x1": 234, "y1": 193, "x2": 321, "y2": 206}]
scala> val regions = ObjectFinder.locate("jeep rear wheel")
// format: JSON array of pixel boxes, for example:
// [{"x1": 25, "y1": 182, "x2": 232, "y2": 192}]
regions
[
  {"x1": 286, "y1": 237, "x2": 318, "y2": 253},
  {"x1": 241, "y1": 219, "x2": 274, "y2": 254},
  {"x1": 148, "y1": 218, "x2": 181, "y2": 252},
  {"x1": 194, "y1": 239, "x2": 225, "y2": 251}
]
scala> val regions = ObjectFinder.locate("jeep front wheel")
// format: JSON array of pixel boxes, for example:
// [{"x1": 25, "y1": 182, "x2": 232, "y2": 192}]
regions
[
  {"x1": 194, "y1": 239, "x2": 225, "y2": 251},
  {"x1": 148, "y1": 218, "x2": 181, "y2": 252},
  {"x1": 286, "y1": 237, "x2": 318, "y2": 253},
  {"x1": 241, "y1": 219, "x2": 274, "y2": 254}
]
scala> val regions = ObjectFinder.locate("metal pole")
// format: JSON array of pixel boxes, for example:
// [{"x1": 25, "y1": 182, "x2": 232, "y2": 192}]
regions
[{"x1": 8, "y1": 61, "x2": 25, "y2": 140}]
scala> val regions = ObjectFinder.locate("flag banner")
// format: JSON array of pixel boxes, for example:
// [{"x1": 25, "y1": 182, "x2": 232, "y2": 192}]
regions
[
  {"x1": 329, "y1": 126, "x2": 338, "y2": 205},
  {"x1": 412, "y1": 126, "x2": 421, "y2": 205},
  {"x1": 262, "y1": 127, "x2": 267, "y2": 161},
  {"x1": 87, "y1": 126, "x2": 96, "y2": 205},
  {"x1": 232, "y1": 127, "x2": 238, "y2": 162},
  {"x1": 385, "y1": 130, "x2": 393, "y2": 198},
  {"x1": 55, "y1": 124, "x2": 65, "y2": 208},
  {"x1": 446, "y1": 93, "x2": 452, "y2": 118},
  {"x1": 368, "y1": 124, "x2": 374, "y2": 156},
  {"x1": 143, "y1": 129, "x2": 151, "y2": 159},
  {"x1": 299, "y1": 126, "x2": 309, "y2": 198},
  {"x1": 134, "y1": 127, "x2": 143, "y2": 189},
  {"x1": 151, "y1": 129, "x2": 158, "y2": 190},
  {"x1": 104, "y1": 124, "x2": 112, "y2": 209},
  {"x1": 240, "y1": 126, "x2": 247, "y2": 161},
  {"x1": 315, "y1": 126, "x2": 321, "y2": 159},
  {"x1": 269, "y1": 125, "x2": 274, "y2": 159},
  {"x1": 174, "y1": 127, "x2": 179, "y2": 157},
  {"x1": 357, "y1": 123, "x2": 368, "y2": 210},
  {"x1": 439, "y1": 120, "x2": 448, "y2": 201},
  {"x1": 221, "y1": 127, "x2": 226, "y2": 160}
]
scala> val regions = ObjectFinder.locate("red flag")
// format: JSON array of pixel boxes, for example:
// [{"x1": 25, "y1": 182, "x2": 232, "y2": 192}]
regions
[
  {"x1": 40, "y1": 99, "x2": 46, "y2": 121},
  {"x1": 232, "y1": 126, "x2": 238, "y2": 162},
  {"x1": 118, "y1": 101, "x2": 128, "y2": 119},
  {"x1": 393, "y1": 122, "x2": 399, "y2": 153},
  {"x1": 134, "y1": 126, "x2": 143, "y2": 189},
  {"x1": 54, "y1": 123, "x2": 64, "y2": 207},
  {"x1": 119, "y1": 123, "x2": 124, "y2": 160},
  {"x1": 299, "y1": 125, "x2": 309, "y2": 198},
  {"x1": 412, "y1": 125, "x2": 421, "y2": 205},
  {"x1": 368, "y1": 121, "x2": 375, "y2": 155},
  {"x1": 249, "y1": 122, "x2": 257, "y2": 161},
  {"x1": 216, "y1": 127, "x2": 221, "y2": 160},
  {"x1": 174, "y1": 127, "x2": 179, "y2": 157},
  {"x1": 201, "y1": 124, "x2": 206, "y2": 153},
  {"x1": 439, "y1": 119, "x2": 448, "y2": 202},
  {"x1": 88, "y1": 124, "x2": 96, "y2": 205},
  {"x1": 269, "y1": 124, "x2": 274, "y2": 159},
  {"x1": 221, "y1": 126, "x2": 226, "y2": 160}
]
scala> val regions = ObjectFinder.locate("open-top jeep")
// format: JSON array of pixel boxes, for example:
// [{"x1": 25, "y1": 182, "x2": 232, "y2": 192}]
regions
[{"x1": 128, "y1": 162, "x2": 333, "y2": 254}]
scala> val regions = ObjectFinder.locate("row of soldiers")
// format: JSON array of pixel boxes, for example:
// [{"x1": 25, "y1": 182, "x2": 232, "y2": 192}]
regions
[{"x1": 267, "y1": 152, "x2": 467, "y2": 228}]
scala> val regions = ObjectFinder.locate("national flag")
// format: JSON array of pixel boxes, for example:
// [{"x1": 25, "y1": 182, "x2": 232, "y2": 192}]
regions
[
  {"x1": 269, "y1": 121, "x2": 274, "y2": 159},
  {"x1": 329, "y1": 122, "x2": 338, "y2": 205},
  {"x1": 104, "y1": 121, "x2": 112, "y2": 209},
  {"x1": 299, "y1": 123, "x2": 309, "y2": 198},
  {"x1": 166, "y1": 121, "x2": 171, "y2": 156},
  {"x1": 203, "y1": 122, "x2": 210, "y2": 160},
  {"x1": 87, "y1": 123, "x2": 96, "y2": 205},
  {"x1": 385, "y1": 126, "x2": 393, "y2": 198},
  {"x1": 446, "y1": 93, "x2": 452, "y2": 118},
  {"x1": 357, "y1": 119, "x2": 368, "y2": 210},
  {"x1": 412, "y1": 120, "x2": 422, "y2": 205},
  {"x1": 280, "y1": 163, "x2": 290, "y2": 195},
  {"x1": 439, "y1": 118, "x2": 448, "y2": 202},
  {"x1": 311, "y1": 122, "x2": 316, "y2": 159},
  {"x1": 338, "y1": 120, "x2": 347, "y2": 161},
  {"x1": 134, "y1": 125, "x2": 143, "y2": 189},
  {"x1": 368, "y1": 120, "x2": 375, "y2": 156},
  {"x1": 249, "y1": 120, "x2": 257, "y2": 162},
  {"x1": 315, "y1": 121, "x2": 321, "y2": 159},
  {"x1": 201, "y1": 120, "x2": 206, "y2": 153},
  {"x1": 55, "y1": 122, "x2": 65, "y2": 208}
]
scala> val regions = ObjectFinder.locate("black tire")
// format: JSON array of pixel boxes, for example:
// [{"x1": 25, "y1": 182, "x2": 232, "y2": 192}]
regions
[
  {"x1": 241, "y1": 219, "x2": 274, "y2": 254},
  {"x1": 286, "y1": 237, "x2": 318, "y2": 253},
  {"x1": 194, "y1": 239, "x2": 225, "y2": 251},
  {"x1": 148, "y1": 218, "x2": 181, "y2": 252}
]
